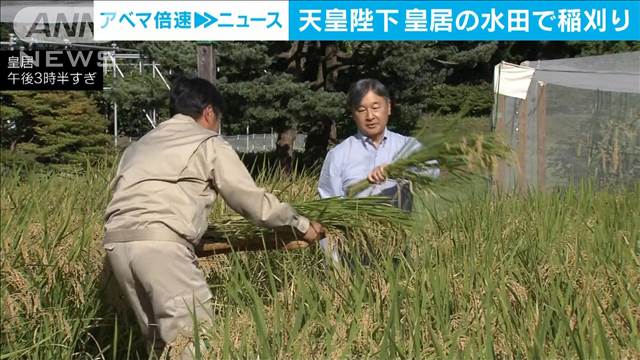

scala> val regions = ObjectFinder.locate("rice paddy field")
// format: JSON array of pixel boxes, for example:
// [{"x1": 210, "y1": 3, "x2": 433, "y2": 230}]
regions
[{"x1": 1, "y1": 160, "x2": 639, "y2": 359}]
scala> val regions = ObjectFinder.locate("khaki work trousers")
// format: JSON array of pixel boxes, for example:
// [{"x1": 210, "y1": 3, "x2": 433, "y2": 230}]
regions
[{"x1": 105, "y1": 241, "x2": 213, "y2": 358}]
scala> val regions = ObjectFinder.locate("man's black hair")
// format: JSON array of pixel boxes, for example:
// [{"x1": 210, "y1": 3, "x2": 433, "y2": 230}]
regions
[
  {"x1": 169, "y1": 76, "x2": 226, "y2": 119},
  {"x1": 346, "y1": 78, "x2": 391, "y2": 112}
]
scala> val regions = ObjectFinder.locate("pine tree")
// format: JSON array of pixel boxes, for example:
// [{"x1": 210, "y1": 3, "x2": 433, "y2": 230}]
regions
[
  {"x1": 9, "y1": 91, "x2": 111, "y2": 165},
  {"x1": 0, "y1": 93, "x2": 31, "y2": 150},
  {"x1": 100, "y1": 72, "x2": 170, "y2": 138},
  {"x1": 214, "y1": 42, "x2": 346, "y2": 169}
]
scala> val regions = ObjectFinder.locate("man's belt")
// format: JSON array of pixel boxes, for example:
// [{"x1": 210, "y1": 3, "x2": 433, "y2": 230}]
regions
[{"x1": 104, "y1": 227, "x2": 195, "y2": 252}]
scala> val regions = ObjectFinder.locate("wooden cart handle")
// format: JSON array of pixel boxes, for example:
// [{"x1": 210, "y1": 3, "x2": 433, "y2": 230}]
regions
[{"x1": 196, "y1": 227, "x2": 315, "y2": 257}]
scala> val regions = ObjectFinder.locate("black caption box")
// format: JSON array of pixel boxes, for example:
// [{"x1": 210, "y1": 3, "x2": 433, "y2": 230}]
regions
[{"x1": 1, "y1": 50, "x2": 104, "y2": 91}]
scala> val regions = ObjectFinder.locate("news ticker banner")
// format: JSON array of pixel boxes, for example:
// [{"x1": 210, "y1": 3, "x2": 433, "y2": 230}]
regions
[{"x1": 93, "y1": 0, "x2": 640, "y2": 41}]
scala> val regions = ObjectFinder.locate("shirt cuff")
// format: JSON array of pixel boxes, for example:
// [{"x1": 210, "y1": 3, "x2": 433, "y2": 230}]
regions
[{"x1": 291, "y1": 214, "x2": 310, "y2": 235}]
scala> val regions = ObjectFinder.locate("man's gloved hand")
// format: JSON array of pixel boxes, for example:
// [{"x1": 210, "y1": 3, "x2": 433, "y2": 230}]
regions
[
  {"x1": 302, "y1": 221, "x2": 325, "y2": 243},
  {"x1": 283, "y1": 221, "x2": 324, "y2": 250}
]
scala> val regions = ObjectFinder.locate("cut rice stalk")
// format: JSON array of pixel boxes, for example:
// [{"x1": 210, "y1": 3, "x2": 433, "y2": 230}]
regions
[
  {"x1": 346, "y1": 133, "x2": 512, "y2": 197},
  {"x1": 199, "y1": 196, "x2": 411, "y2": 255}
]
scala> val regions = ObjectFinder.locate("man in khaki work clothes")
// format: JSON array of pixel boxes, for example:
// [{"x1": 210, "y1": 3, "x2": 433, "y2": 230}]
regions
[{"x1": 103, "y1": 77, "x2": 324, "y2": 357}]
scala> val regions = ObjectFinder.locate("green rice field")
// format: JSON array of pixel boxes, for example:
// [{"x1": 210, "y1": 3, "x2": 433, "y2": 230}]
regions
[{"x1": 1, "y1": 163, "x2": 639, "y2": 359}]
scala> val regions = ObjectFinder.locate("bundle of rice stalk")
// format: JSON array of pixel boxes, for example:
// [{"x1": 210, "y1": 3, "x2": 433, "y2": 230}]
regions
[
  {"x1": 346, "y1": 132, "x2": 511, "y2": 197},
  {"x1": 198, "y1": 196, "x2": 411, "y2": 255}
]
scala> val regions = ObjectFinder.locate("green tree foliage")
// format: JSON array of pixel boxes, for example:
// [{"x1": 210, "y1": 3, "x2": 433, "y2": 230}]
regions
[
  {"x1": 214, "y1": 42, "x2": 348, "y2": 166},
  {"x1": 4, "y1": 91, "x2": 110, "y2": 165},
  {"x1": 216, "y1": 42, "x2": 343, "y2": 135},
  {"x1": 322, "y1": 41, "x2": 499, "y2": 135},
  {"x1": 427, "y1": 83, "x2": 494, "y2": 117},
  {"x1": 99, "y1": 40, "x2": 636, "y2": 158},
  {"x1": 0, "y1": 94, "x2": 30, "y2": 149},
  {"x1": 494, "y1": 41, "x2": 640, "y2": 65},
  {"x1": 93, "y1": 42, "x2": 195, "y2": 139},
  {"x1": 2, "y1": 40, "x2": 635, "y2": 170},
  {"x1": 138, "y1": 42, "x2": 198, "y2": 73},
  {"x1": 100, "y1": 72, "x2": 170, "y2": 138},
  {"x1": 218, "y1": 74, "x2": 344, "y2": 134},
  {"x1": 216, "y1": 42, "x2": 272, "y2": 81}
]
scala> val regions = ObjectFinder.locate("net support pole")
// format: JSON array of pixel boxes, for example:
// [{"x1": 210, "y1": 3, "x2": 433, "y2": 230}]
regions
[
  {"x1": 491, "y1": 64, "x2": 503, "y2": 191},
  {"x1": 493, "y1": 94, "x2": 507, "y2": 191},
  {"x1": 517, "y1": 100, "x2": 528, "y2": 193},
  {"x1": 537, "y1": 83, "x2": 546, "y2": 189}
]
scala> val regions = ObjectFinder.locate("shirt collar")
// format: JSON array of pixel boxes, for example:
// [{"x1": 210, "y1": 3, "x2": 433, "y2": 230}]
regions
[
  {"x1": 162, "y1": 113, "x2": 219, "y2": 134},
  {"x1": 355, "y1": 127, "x2": 389, "y2": 148},
  {"x1": 166, "y1": 113, "x2": 196, "y2": 124}
]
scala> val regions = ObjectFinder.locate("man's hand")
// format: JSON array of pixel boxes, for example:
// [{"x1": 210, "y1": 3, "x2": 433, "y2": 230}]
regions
[
  {"x1": 368, "y1": 164, "x2": 387, "y2": 184},
  {"x1": 302, "y1": 221, "x2": 324, "y2": 243}
]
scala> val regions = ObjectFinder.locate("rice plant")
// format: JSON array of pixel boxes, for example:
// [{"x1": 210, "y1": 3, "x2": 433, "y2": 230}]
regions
[
  {"x1": 346, "y1": 132, "x2": 512, "y2": 197},
  {"x1": 1, "y1": 159, "x2": 638, "y2": 360}
]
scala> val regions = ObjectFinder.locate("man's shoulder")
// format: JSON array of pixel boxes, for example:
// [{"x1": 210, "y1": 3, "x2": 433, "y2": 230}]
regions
[
  {"x1": 335, "y1": 134, "x2": 362, "y2": 149},
  {"x1": 386, "y1": 129, "x2": 411, "y2": 141},
  {"x1": 209, "y1": 135, "x2": 233, "y2": 151},
  {"x1": 140, "y1": 116, "x2": 214, "y2": 139},
  {"x1": 387, "y1": 130, "x2": 420, "y2": 148},
  {"x1": 327, "y1": 134, "x2": 359, "y2": 157}
]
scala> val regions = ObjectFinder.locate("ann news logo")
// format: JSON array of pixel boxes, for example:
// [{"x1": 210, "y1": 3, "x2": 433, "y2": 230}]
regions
[{"x1": 13, "y1": 6, "x2": 107, "y2": 43}]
